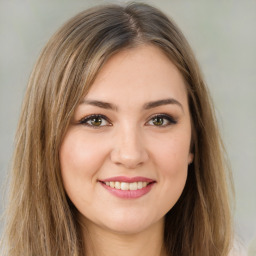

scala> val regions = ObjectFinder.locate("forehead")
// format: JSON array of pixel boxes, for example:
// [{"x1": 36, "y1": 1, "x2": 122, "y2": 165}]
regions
[{"x1": 85, "y1": 44, "x2": 188, "y2": 110}]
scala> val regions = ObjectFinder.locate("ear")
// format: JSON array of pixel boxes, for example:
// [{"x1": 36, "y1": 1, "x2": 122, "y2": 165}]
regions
[{"x1": 188, "y1": 152, "x2": 194, "y2": 165}]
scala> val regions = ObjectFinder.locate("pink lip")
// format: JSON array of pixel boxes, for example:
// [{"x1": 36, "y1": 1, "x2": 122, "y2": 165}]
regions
[
  {"x1": 98, "y1": 176, "x2": 156, "y2": 199},
  {"x1": 101, "y1": 176, "x2": 154, "y2": 183}
]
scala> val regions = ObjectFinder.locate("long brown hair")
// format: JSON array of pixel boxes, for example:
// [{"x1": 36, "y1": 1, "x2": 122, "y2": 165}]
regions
[{"x1": 1, "y1": 2, "x2": 233, "y2": 256}]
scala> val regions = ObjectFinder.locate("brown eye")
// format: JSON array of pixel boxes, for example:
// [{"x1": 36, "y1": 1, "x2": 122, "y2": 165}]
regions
[
  {"x1": 91, "y1": 117, "x2": 102, "y2": 126},
  {"x1": 152, "y1": 116, "x2": 164, "y2": 126},
  {"x1": 146, "y1": 114, "x2": 177, "y2": 127},
  {"x1": 80, "y1": 115, "x2": 111, "y2": 128}
]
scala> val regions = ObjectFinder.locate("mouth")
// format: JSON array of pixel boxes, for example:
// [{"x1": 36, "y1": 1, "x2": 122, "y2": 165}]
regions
[
  {"x1": 98, "y1": 176, "x2": 156, "y2": 199},
  {"x1": 100, "y1": 181, "x2": 153, "y2": 190}
]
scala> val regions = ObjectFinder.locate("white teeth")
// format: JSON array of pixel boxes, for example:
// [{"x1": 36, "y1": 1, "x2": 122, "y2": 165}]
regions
[
  {"x1": 121, "y1": 182, "x2": 129, "y2": 190},
  {"x1": 129, "y1": 182, "x2": 137, "y2": 190},
  {"x1": 137, "y1": 181, "x2": 143, "y2": 189},
  {"x1": 115, "y1": 181, "x2": 121, "y2": 189},
  {"x1": 104, "y1": 181, "x2": 149, "y2": 190}
]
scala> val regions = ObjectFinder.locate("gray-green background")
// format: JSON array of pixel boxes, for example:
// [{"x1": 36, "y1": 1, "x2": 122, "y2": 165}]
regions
[{"x1": 0, "y1": 0, "x2": 255, "y2": 254}]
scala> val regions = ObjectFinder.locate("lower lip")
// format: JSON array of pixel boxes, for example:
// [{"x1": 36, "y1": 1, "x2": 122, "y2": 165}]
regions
[{"x1": 100, "y1": 182, "x2": 155, "y2": 199}]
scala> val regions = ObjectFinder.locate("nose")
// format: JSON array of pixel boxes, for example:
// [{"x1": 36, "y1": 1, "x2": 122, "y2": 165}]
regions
[{"x1": 110, "y1": 126, "x2": 149, "y2": 169}]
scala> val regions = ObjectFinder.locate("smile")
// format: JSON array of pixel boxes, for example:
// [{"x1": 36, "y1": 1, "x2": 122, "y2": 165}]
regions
[
  {"x1": 99, "y1": 176, "x2": 156, "y2": 199},
  {"x1": 103, "y1": 181, "x2": 149, "y2": 190}
]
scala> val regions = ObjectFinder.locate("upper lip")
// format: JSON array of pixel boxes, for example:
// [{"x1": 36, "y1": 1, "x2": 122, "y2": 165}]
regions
[{"x1": 100, "y1": 176, "x2": 155, "y2": 183}]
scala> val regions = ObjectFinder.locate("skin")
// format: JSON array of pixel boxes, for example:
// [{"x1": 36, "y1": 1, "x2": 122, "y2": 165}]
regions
[{"x1": 60, "y1": 44, "x2": 193, "y2": 256}]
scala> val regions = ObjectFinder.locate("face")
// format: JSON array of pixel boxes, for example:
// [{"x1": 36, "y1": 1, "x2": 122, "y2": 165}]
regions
[{"x1": 60, "y1": 44, "x2": 193, "y2": 235}]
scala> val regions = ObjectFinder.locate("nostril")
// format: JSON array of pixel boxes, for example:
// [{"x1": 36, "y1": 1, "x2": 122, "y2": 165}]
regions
[
  {"x1": 111, "y1": 150, "x2": 147, "y2": 169},
  {"x1": 110, "y1": 147, "x2": 148, "y2": 169}
]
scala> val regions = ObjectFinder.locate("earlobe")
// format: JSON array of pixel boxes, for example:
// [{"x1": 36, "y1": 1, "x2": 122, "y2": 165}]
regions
[{"x1": 188, "y1": 153, "x2": 194, "y2": 165}]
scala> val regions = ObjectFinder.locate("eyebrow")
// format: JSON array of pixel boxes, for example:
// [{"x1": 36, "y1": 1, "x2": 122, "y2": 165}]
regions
[
  {"x1": 80, "y1": 99, "x2": 118, "y2": 111},
  {"x1": 80, "y1": 98, "x2": 184, "y2": 112},
  {"x1": 143, "y1": 98, "x2": 184, "y2": 112}
]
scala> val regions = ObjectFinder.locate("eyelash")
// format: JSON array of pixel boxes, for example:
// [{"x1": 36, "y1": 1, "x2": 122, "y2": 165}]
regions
[
  {"x1": 79, "y1": 114, "x2": 112, "y2": 128},
  {"x1": 79, "y1": 113, "x2": 177, "y2": 128},
  {"x1": 146, "y1": 114, "x2": 177, "y2": 127}
]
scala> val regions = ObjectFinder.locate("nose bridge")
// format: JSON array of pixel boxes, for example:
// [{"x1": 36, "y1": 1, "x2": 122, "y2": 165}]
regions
[{"x1": 110, "y1": 122, "x2": 148, "y2": 168}]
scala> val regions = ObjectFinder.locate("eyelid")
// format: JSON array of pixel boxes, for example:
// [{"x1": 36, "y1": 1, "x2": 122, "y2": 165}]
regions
[
  {"x1": 145, "y1": 113, "x2": 177, "y2": 127},
  {"x1": 77, "y1": 113, "x2": 177, "y2": 128},
  {"x1": 79, "y1": 114, "x2": 112, "y2": 128}
]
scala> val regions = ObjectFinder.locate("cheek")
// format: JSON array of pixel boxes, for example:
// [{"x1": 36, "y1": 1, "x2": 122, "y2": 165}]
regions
[
  {"x1": 59, "y1": 130, "x2": 107, "y2": 204},
  {"x1": 158, "y1": 141, "x2": 188, "y2": 190},
  {"x1": 60, "y1": 130, "x2": 105, "y2": 178},
  {"x1": 153, "y1": 132, "x2": 191, "y2": 174},
  {"x1": 150, "y1": 132, "x2": 191, "y2": 207}
]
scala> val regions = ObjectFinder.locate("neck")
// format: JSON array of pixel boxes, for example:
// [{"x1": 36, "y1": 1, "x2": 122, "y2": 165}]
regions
[{"x1": 81, "y1": 218, "x2": 167, "y2": 256}]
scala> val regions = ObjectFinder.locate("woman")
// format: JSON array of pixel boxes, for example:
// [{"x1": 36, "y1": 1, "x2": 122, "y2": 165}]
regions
[{"x1": 1, "y1": 2, "x2": 233, "y2": 256}]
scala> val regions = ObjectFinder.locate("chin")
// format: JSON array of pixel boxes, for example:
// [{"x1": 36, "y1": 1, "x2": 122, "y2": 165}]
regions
[
  {"x1": 99, "y1": 212, "x2": 163, "y2": 235},
  {"x1": 103, "y1": 221, "x2": 152, "y2": 235}
]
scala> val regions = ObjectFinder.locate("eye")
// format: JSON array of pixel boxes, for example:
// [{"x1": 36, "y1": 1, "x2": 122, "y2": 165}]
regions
[
  {"x1": 79, "y1": 114, "x2": 111, "y2": 128},
  {"x1": 146, "y1": 114, "x2": 177, "y2": 127}
]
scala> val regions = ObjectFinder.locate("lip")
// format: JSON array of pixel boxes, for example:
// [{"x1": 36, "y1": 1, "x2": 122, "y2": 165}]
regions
[
  {"x1": 101, "y1": 176, "x2": 155, "y2": 183},
  {"x1": 98, "y1": 176, "x2": 156, "y2": 199}
]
